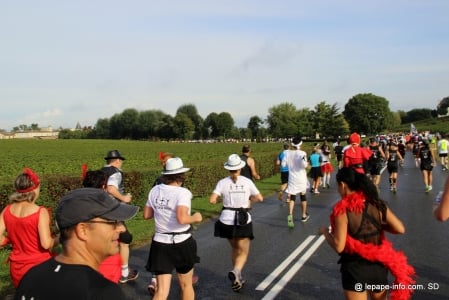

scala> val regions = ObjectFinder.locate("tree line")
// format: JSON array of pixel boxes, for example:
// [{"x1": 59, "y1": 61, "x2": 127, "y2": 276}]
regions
[{"x1": 35, "y1": 94, "x2": 449, "y2": 140}]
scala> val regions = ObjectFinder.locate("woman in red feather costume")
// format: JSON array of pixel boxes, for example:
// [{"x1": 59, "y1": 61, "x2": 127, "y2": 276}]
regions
[{"x1": 318, "y1": 167, "x2": 415, "y2": 300}]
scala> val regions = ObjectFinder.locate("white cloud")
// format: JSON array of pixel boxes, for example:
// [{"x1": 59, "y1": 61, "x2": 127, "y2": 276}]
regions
[{"x1": 0, "y1": 1, "x2": 448, "y2": 131}]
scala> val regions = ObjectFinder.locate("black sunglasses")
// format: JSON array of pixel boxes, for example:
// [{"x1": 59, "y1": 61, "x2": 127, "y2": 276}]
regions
[{"x1": 84, "y1": 220, "x2": 124, "y2": 229}]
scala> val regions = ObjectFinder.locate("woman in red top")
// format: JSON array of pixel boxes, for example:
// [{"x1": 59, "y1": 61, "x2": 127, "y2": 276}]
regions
[
  {"x1": 0, "y1": 168, "x2": 58, "y2": 287},
  {"x1": 343, "y1": 133, "x2": 373, "y2": 174}
]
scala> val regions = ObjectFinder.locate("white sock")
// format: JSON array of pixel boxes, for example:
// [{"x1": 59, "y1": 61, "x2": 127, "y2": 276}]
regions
[{"x1": 122, "y1": 265, "x2": 129, "y2": 277}]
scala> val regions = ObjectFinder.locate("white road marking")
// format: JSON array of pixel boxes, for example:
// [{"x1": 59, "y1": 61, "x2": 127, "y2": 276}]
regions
[
  {"x1": 255, "y1": 235, "x2": 315, "y2": 291},
  {"x1": 259, "y1": 235, "x2": 326, "y2": 300}
]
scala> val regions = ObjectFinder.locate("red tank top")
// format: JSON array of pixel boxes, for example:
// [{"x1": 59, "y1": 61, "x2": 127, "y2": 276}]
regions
[{"x1": 4, "y1": 205, "x2": 53, "y2": 287}]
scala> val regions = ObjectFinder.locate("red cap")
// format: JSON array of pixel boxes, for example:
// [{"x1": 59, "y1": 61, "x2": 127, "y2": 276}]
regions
[{"x1": 349, "y1": 132, "x2": 361, "y2": 144}]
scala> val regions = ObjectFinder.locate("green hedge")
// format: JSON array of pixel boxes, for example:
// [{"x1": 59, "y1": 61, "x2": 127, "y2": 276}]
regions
[{"x1": 0, "y1": 152, "x2": 279, "y2": 213}]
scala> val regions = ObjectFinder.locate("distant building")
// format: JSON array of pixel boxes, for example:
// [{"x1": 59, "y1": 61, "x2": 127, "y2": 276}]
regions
[
  {"x1": 0, "y1": 132, "x2": 15, "y2": 140},
  {"x1": 0, "y1": 127, "x2": 59, "y2": 139}
]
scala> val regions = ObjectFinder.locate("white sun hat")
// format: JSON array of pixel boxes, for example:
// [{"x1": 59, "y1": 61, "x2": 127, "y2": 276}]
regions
[
  {"x1": 162, "y1": 157, "x2": 191, "y2": 175},
  {"x1": 224, "y1": 154, "x2": 246, "y2": 170}
]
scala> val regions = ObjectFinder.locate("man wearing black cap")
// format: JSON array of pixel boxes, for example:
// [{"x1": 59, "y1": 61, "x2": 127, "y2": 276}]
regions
[
  {"x1": 15, "y1": 188, "x2": 139, "y2": 300},
  {"x1": 103, "y1": 150, "x2": 132, "y2": 203},
  {"x1": 102, "y1": 150, "x2": 138, "y2": 283}
]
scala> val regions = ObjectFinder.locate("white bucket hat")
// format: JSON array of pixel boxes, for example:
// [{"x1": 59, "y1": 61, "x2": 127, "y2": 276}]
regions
[
  {"x1": 224, "y1": 154, "x2": 246, "y2": 170},
  {"x1": 162, "y1": 157, "x2": 190, "y2": 175}
]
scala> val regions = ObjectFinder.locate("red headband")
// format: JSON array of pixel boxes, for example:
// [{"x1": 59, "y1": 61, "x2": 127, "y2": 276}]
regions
[{"x1": 17, "y1": 168, "x2": 40, "y2": 193}]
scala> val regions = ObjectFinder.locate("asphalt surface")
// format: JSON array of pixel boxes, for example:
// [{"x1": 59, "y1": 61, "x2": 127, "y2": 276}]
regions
[{"x1": 119, "y1": 150, "x2": 449, "y2": 300}]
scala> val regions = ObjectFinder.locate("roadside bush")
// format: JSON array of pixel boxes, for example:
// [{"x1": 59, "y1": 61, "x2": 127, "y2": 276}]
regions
[{"x1": 0, "y1": 151, "x2": 279, "y2": 213}]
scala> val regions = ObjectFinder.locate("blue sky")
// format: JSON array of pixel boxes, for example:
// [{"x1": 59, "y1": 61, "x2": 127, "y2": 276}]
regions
[{"x1": 1, "y1": 1, "x2": 448, "y2": 131}]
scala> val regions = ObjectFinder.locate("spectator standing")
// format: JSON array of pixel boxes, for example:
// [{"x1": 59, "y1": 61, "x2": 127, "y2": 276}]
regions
[
  {"x1": 15, "y1": 188, "x2": 139, "y2": 300},
  {"x1": 437, "y1": 134, "x2": 449, "y2": 171},
  {"x1": 276, "y1": 143, "x2": 290, "y2": 201},
  {"x1": 240, "y1": 144, "x2": 261, "y2": 181},
  {"x1": 285, "y1": 137, "x2": 310, "y2": 228},
  {"x1": 417, "y1": 140, "x2": 437, "y2": 193},
  {"x1": 343, "y1": 133, "x2": 373, "y2": 174},
  {"x1": 318, "y1": 167, "x2": 415, "y2": 300},
  {"x1": 144, "y1": 157, "x2": 202, "y2": 300},
  {"x1": 209, "y1": 154, "x2": 263, "y2": 292},
  {"x1": 320, "y1": 140, "x2": 334, "y2": 189},
  {"x1": 102, "y1": 150, "x2": 138, "y2": 283},
  {"x1": 0, "y1": 168, "x2": 58, "y2": 288}
]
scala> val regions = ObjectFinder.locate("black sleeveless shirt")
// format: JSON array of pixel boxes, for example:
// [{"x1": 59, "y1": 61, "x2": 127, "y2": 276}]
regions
[
  {"x1": 101, "y1": 165, "x2": 125, "y2": 195},
  {"x1": 239, "y1": 155, "x2": 253, "y2": 180}
]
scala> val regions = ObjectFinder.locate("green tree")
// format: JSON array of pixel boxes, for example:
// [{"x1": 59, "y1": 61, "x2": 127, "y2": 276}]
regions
[
  {"x1": 108, "y1": 108, "x2": 139, "y2": 139},
  {"x1": 247, "y1": 115, "x2": 263, "y2": 139},
  {"x1": 343, "y1": 93, "x2": 392, "y2": 135},
  {"x1": 402, "y1": 108, "x2": 433, "y2": 123},
  {"x1": 295, "y1": 108, "x2": 314, "y2": 137},
  {"x1": 204, "y1": 112, "x2": 220, "y2": 138},
  {"x1": 158, "y1": 115, "x2": 175, "y2": 140},
  {"x1": 93, "y1": 118, "x2": 111, "y2": 139},
  {"x1": 137, "y1": 109, "x2": 167, "y2": 140},
  {"x1": 389, "y1": 111, "x2": 402, "y2": 131},
  {"x1": 311, "y1": 102, "x2": 346, "y2": 138},
  {"x1": 239, "y1": 127, "x2": 252, "y2": 140},
  {"x1": 437, "y1": 96, "x2": 449, "y2": 116},
  {"x1": 176, "y1": 103, "x2": 204, "y2": 139},
  {"x1": 266, "y1": 102, "x2": 301, "y2": 138},
  {"x1": 173, "y1": 113, "x2": 195, "y2": 140},
  {"x1": 216, "y1": 112, "x2": 234, "y2": 139},
  {"x1": 58, "y1": 129, "x2": 88, "y2": 139}
]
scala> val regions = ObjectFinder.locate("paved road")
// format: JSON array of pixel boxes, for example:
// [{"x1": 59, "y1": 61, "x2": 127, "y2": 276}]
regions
[{"x1": 122, "y1": 151, "x2": 449, "y2": 299}]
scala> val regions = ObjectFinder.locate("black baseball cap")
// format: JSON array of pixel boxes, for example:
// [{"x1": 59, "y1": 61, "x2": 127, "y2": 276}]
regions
[{"x1": 56, "y1": 188, "x2": 139, "y2": 229}]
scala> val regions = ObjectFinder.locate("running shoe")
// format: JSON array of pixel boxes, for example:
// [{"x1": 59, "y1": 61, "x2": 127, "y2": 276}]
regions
[
  {"x1": 147, "y1": 277, "x2": 157, "y2": 296},
  {"x1": 314, "y1": 190, "x2": 320, "y2": 194},
  {"x1": 228, "y1": 270, "x2": 243, "y2": 292},
  {"x1": 120, "y1": 268, "x2": 139, "y2": 284},
  {"x1": 428, "y1": 185, "x2": 433, "y2": 191},
  {"x1": 301, "y1": 213, "x2": 310, "y2": 223},
  {"x1": 287, "y1": 214, "x2": 294, "y2": 228}
]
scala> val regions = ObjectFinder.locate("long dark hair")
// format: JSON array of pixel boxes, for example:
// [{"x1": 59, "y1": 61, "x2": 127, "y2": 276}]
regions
[
  {"x1": 336, "y1": 167, "x2": 387, "y2": 215},
  {"x1": 82, "y1": 170, "x2": 107, "y2": 189}
]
